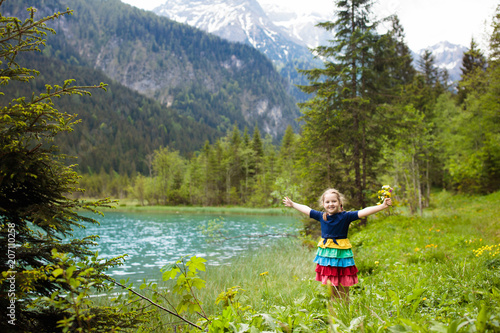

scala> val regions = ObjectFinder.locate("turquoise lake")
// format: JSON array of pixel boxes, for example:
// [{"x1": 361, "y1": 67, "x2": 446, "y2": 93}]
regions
[{"x1": 71, "y1": 211, "x2": 299, "y2": 282}]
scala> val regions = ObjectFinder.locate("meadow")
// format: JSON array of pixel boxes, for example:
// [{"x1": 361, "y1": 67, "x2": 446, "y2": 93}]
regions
[{"x1": 108, "y1": 190, "x2": 500, "y2": 332}]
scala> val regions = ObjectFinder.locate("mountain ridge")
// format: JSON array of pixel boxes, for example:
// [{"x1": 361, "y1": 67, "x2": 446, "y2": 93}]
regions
[
  {"x1": 0, "y1": 0, "x2": 304, "y2": 175},
  {"x1": 259, "y1": 2, "x2": 333, "y2": 50},
  {"x1": 43, "y1": 0, "x2": 301, "y2": 138},
  {"x1": 154, "y1": 0, "x2": 313, "y2": 64},
  {"x1": 153, "y1": 0, "x2": 467, "y2": 84},
  {"x1": 416, "y1": 41, "x2": 467, "y2": 83}
]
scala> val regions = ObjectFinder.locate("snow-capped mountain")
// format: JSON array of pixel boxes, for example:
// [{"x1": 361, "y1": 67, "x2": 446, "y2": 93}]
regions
[
  {"x1": 153, "y1": 1, "x2": 466, "y2": 86},
  {"x1": 153, "y1": 0, "x2": 313, "y2": 63},
  {"x1": 416, "y1": 41, "x2": 467, "y2": 83},
  {"x1": 260, "y1": 3, "x2": 332, "y2": 49}
]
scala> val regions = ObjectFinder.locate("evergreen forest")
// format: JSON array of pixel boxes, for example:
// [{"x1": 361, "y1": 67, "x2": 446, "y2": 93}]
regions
[
  {"x1": 5, "y1": 0, "x2": 301, "y2": 136},
  {"x1": 76, "y1": 6, "x2": 500, "y2": 215},
  {"x1": 1, "y1": 0, "x2": 498, "y2": 211},
  {"x1": 0, "y1": 0, "x2": 499, "y2": 332}
]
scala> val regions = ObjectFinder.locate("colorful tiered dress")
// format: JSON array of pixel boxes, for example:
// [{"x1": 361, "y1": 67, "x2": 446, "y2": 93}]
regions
[{"x1": 310, "y1": 210, "x2": 359, "y2": 286}]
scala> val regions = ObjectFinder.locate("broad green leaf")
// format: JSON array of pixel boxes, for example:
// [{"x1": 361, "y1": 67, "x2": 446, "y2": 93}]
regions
[
  {"x1": 190, "y1": 277, "x2": 206, "y2": 290},
  {"x1": 69, "y1": 278, "x2": 80, "y2": 288},
  {"x1": 162, "y1": 267, "x2": 180, "y2": 281},
  {"x1": 52, "y1": 268, "x2": 63, "y2": 277},
  {"x1": 66, "y1": 266, "x2": 76, "y2": 279},
  {"x1": 476, "y1": 303, "x2": 488, "y2": 332},
  {"x1": 187, "y1": 256, "x2": 207, "y2": 272}
]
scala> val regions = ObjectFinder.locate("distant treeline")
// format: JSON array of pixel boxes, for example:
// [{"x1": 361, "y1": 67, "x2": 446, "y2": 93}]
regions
[
  {"x1": 3, "y1": 0, "x2": 498, "y2": 212},
  {"x1": 80, "y1": 3, "x2": 500, "y2": 212},
  {"x1": 79, "y1": 124, "x2": 298, "y2": 207}
]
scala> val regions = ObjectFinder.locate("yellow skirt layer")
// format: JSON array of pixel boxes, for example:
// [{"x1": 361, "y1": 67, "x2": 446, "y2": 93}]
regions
[{"x1": 317, "y1": 238, "x2": 352, "y2": 249}]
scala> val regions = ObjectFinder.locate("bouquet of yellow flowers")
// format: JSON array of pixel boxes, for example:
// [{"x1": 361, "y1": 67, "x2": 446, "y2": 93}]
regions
[{"x1": 376, "y1": 185, "x2": 393, "y2": 205}]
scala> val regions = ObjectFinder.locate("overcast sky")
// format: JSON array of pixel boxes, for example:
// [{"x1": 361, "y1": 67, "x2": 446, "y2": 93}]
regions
[{"x1": 120, "y1": 0, "x2": 497, "y2": 51}]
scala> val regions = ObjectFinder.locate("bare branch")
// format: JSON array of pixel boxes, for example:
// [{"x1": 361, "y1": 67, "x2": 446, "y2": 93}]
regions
[{"x1": 110, "y1": 279, "x2": 203, "y2": 331}]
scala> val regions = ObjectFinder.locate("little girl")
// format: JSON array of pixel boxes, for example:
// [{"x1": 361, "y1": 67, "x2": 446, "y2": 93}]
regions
[{"x1": 283, "y1": 188, "x2": 392, "y2": 301}]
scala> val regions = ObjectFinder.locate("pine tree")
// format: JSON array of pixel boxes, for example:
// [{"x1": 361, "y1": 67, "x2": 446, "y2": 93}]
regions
[
  {"x1": 446, "y1": 4, "x2": 500, "y2": 192},
  {"x1": 251, "y1": 125, "x2": 264, "y2": 173},
  {"x1": 457, "y1": 38, "x2": 488, "y2": 104},
  {"x1": 0, "y1": 5, "x2": 145, "y2": 331},
  {"x1": 418, "y1": 50, "x2": 439, "y2": 87},
  {"x1": 461, "y1": 38, "x2": 487, "y2": 75},
  {"x1": 372, "y1": 15, "x2": 415, "y2": 104},
  {"x1": 417, "y1": 49, "x2": 448, "y2": 101},
  {"x1": 489, "y1": 4, "x2": 500, "y2": 64},
  {"x1": 298, "y1": 0, "x2": 379, "y2": 210}
]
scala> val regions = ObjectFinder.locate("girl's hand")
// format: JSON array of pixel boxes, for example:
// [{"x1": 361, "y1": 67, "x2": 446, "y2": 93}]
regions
[
  {"x1": 383, "y1": 197, "x2": 392, "y2": 207},
  {"x1": 283, "y1": 197, "x2": 294, "y2": 207}
]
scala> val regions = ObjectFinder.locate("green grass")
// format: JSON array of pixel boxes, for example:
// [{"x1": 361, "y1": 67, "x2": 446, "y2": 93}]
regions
[
  {"x1": 97, "y1": 191, "x2": 500, "y2": 332},
  {"x1": 334, "y1": 190, "x2": 500, "y2": 332}
]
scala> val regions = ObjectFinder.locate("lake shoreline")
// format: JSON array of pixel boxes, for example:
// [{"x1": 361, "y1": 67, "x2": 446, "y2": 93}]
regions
[{"x1": 82, "y1": 198, "x2": 290, "y2": 216}]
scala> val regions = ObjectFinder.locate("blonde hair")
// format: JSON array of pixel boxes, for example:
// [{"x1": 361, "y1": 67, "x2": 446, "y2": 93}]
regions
[{"x1": 319, "y1": 188, "x2": 345, "y2": 220}]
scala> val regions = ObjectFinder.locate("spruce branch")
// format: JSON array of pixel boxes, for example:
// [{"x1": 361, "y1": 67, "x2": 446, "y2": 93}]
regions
[{"x1": 110, "y1": 279, "x2": 203, "y2": 330}]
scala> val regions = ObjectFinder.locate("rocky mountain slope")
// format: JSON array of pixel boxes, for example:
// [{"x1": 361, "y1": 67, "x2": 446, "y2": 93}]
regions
[
  {"x1": 416, "y1": 41, "x2": 468, "y2": 83},
  {"x1": 154, "y1": 0, "x2": 313, "y2": 63},
  {"x1": 6, "y1": 0, "x2": 301, "y2": 140},
  {"x1": 154, "y1": 0, "x2": 467, "y2": 84},
  {"x1": 0, "y1": 0, "x2": 310, "y2": 175},
  {"x1": 260, "y1": 2, "x2": 333, "y2": 50}
]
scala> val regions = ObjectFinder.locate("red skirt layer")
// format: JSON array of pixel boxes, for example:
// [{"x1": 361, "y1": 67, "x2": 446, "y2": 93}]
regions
[
  {"x1": 315, "y1": 264, "x2": 358, "y2": 276},
  {"x1": 315, "y1": 264, "x2": 359, "y2": 286},
  {"x1": 315, "y1": 273, "x2": 358, "y2": 286}
]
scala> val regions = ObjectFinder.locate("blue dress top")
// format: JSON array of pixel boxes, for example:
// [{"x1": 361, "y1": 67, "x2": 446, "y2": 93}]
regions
[{"x1": 309, "y1": 210, "x2": 359, "y2": 244}]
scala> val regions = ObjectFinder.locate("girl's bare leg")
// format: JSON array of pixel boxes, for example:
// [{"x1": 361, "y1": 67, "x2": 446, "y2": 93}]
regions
[{"x1": 331, "y1": 285, "x2": 350, "y2": 303}]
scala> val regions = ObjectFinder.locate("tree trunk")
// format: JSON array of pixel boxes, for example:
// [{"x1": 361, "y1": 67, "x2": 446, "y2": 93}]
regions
[{"x1": 417, "y1": 167, "x2": 422, "y2": 216}]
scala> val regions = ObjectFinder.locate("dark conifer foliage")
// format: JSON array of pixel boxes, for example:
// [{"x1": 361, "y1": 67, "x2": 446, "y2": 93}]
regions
[
  {"x1": 0, "y1": 5, "x2": 148, "y2": 331},
  {"x1": 457, "y1": 38, "x2": 487, "y2": 104},
  {"x1": 298, "y1": 0, "x2": 381, "y2": 210},
  {"x1": 0, "y1": 53, "x2": 219, "y2": 175},
  {"x1": 461, "y1": 39, "x2": 487, "y2": 76}
]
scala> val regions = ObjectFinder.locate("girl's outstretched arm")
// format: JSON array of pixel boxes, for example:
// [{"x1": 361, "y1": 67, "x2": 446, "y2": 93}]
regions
[
  {"x1": 283, "y1": 197, "x2": 311, "y2": 216},
  {"x1": 358, "y1": 198, "x2": 392, "y2": 218}
]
